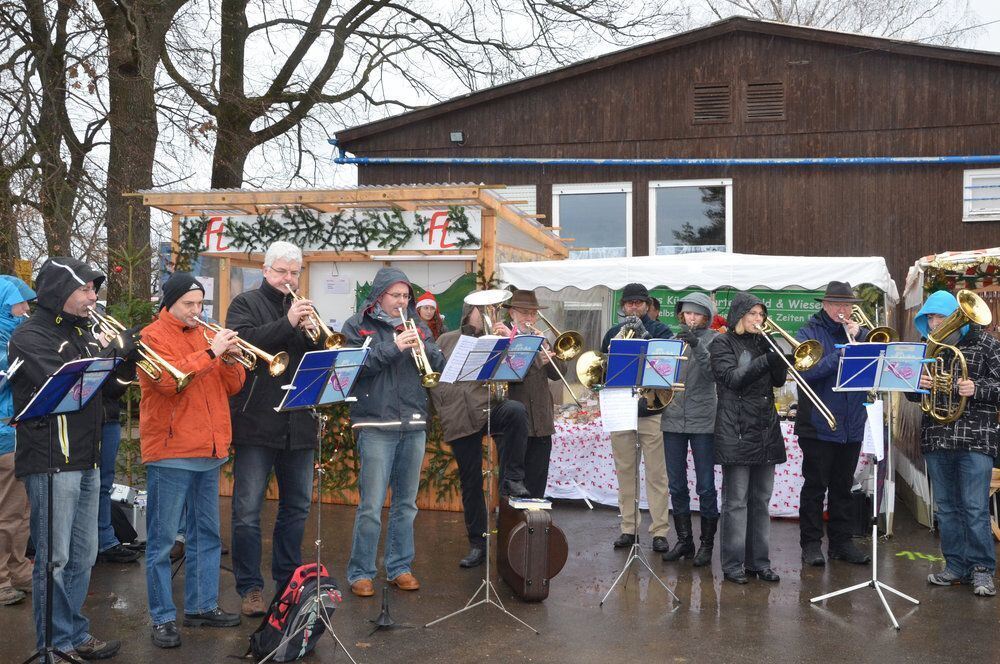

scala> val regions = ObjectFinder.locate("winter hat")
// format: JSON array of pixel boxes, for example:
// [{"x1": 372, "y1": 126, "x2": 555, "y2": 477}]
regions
[
  {"x1": 679, "y1": 301, "x2": 710, "y2": 317},
  {"x1": 0, "y1": 275, "x2": 36, "y2": 303},
  {"x1": 621, "y1": 283, "x2": 649, "y2": 303},
  {"x1": 914, "y1": 290, "x2": 967, "y2": 339},
  {"x1": 415, "y1": 292, "x2": 438, "y2": 310},
  {"x1": 160, "y1": 272, "x2": 205, "y2": 311}
]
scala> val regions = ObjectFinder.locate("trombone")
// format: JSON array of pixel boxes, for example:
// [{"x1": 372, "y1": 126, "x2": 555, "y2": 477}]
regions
[
  {"x1": 754, "y1": 322, "x2": 837, "y2": 431},
  {"x1": 531, "y1": 311, "x2": 584, "y2": 361},
  {"x1": 285, "y1": 284, "x2": 345, "y2": 349},
  {"x1": 846, "y1": 305, "x2": 899, "y2": 344},
  {"x1": 88, "y1": 307, "x2": 194, "y2": 393},
  {"x1": 194, "y1": 319, "x2": 290, "y2": 377},
  {"x1": 396, "y1": 307, "x2": 440, "y2": 388},
  {"x1": 758, "y1": 319, "x2": 823, "y2": 371},
  {"x1": 516, "y1": 320, "x2": 584, "y2": 407}
]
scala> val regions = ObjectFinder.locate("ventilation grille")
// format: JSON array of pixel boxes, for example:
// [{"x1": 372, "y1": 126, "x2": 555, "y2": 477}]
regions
[
  {"x1": 692, "y1": 84, "x2": 732, "y2": 124},
  {"x1": 745, "y1": 82, "x2": 785, "y2": 121}
]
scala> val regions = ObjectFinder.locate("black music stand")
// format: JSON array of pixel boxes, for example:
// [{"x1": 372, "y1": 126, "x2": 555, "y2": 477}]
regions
[
  {"x1": 256, "y1": 346, "x2": 369, "y2": 664},
  {"x1": 599, "y1": 338, "x2": 685, "y2": 607},
  {"x1": 12, "y1": 357, "x2": 122, "y2": 664},
  {"x1": 811, "y1": 343, "x2": 926, "y2": 629},
  {"x1": 425, "y1": 333, "x2": 542, "y2": 633}
]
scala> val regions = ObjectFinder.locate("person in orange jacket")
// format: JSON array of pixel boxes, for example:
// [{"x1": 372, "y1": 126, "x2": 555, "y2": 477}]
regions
[{"x1": 138, "y1": 273, "x2": 246, "y2": 649}]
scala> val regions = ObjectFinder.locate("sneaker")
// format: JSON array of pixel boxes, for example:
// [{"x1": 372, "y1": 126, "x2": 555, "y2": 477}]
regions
[
  {"x1": 927, "y1": 568, "x2": 970, "y2": 586},
  {"x1": 75, "y1": 635, "x2": 122, "y2": 660},
  {"x1": 97, "y1": 543, "x2": 140, "y2": 564},
  {"x1": 53, "y1": 650, "x2": 80, "y2": 663},
  {"x1": 241, "y1": 588, "x2": 266, "y2": 617},
  {"x1": 0, "y1": 586, "x2": 26, "y2": 606},
  {"x1": 183, "y1": 606, "x2": 241, "y2": 628},
  {"x1": 971, "y1": 567, "x2": 996, "y2": 597}
]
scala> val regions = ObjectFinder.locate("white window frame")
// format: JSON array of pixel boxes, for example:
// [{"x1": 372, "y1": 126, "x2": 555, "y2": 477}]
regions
[
  {"x1": 963, "y1": 168, "x2": 1000, "y2": 222},
  {"x1": 552, "y1": 182, "x2": 633, "y2": 257},
  {"x1": 648, "y1": 178, "x2": 733, "y2": 254}
]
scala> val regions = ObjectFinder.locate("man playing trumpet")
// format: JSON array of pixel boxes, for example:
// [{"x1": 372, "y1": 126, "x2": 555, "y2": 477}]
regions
[{"x1": 225, "y1": 241, "x2": 322, "y2": 617}]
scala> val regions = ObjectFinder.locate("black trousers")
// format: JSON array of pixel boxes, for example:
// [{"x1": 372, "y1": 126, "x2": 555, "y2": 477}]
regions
[
  {"x1": 798, "y1": 435, "x2": 863, "y2": 547},
  {"x1": 524, "y1": 435, "x2": 553, "y2": 499},
  {"x1": 447, "y1": 399, "x2": 529, "y2": 546}
]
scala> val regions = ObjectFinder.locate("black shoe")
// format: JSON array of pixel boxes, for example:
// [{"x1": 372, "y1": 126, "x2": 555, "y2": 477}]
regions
[
  {"x1": 75, "y1": 635, "x2": 121, "y2": 660},
  {"x1": 97, "y1": 543, "x2": 140, "y2": 564},
  {"x1": 724, "y1": 570, "x2": 749, "y2": 585},
  {"x1": 459, "y1": 546, "x2": 486, "y2": 568},
  {"x1": 151, "y1": 621, "x2": 181, "y2": 649},
  {"x1": 829, "y1": 541, "x2": 871, "y2": 565},
  {"x1": 651, "y1": 536, "x2": 668, "y2": 553},
  {"x1": 661, "y1": 513, "x2": 695, "y2": 562},
  {"x1": 801, "y1": 542, "x2": 826, "y2": 567},
  {"x1": 692, "y1": 516, "x2": 718, "y2": 568},
  {"x1": 612, "y1": 533, "x2": 636, "y2": 549},
  {"x1": 501, "y1": 480, "x2": 530, "y2": 498},
  {"x1": 748, "y1": 568, "x2": 780, "y2": 582},
  {"x1": 183, "y1": 607, "x2": 241, "y2": 628}
]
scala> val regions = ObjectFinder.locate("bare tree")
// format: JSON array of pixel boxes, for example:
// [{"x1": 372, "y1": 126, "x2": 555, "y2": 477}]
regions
[
  {"x1": 159, "y1": 0, "x2": 691, "y2": 189},
  {"x1": 701, "y1": 0, "x2": 979, "y2": 45}
]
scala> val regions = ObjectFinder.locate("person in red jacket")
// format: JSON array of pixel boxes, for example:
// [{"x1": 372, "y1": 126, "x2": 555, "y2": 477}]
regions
[{"x1": 139, "y1": 273, "x2": 245, "y2": 649}]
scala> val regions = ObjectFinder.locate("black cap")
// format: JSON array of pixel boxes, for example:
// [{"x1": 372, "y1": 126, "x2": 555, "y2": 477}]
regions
[
  {"x1": 621, "y1": 283, "x2": 649, "y2": 303},
  {"x1": 160, "y1": 272, "x2": 205, "y2": 311}
]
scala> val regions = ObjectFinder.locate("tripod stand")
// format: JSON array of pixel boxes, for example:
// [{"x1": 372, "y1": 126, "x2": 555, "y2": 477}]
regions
[
  {"x1": 425, "y1": 381, "x2": 538, "y2": 633},
  {"x1": 601, "y1": 407, "x2": 679, "y2": 606}
]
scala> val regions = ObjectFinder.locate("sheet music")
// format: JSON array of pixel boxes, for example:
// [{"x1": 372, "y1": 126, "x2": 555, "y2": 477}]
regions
[
  {"x1": 439, "y1": 334, "x2": 480, "y2": 383},
  {"x1": 439, "y1": 334, "x2": 508, "y2": 383},
  {"x1": 862, "y1": 399, "x2": 885, "y2": 461},
  {"x1": 600, "y1": 388, "x2": 638, "y2": 433}
]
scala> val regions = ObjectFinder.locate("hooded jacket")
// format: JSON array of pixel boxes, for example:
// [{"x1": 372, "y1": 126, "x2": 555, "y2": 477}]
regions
[
  {"x1": 1, "y1": 277, "x2": 33, "y2": 455},
  {"x1": 341, "y1": 267, "x2": 445, "y2": 430},
  {"x1": 661, "y1": 292, "x2": 719, "y2": 434},
  {"x1": 430, "y1": 303, "x2": 492, "y2": 442},
  {"x1": 226, "y1": 279, "x2": 320, "y2": 450},
  {"x1": 794, "y1": 309, "x2": 870, "y2": 443},
  {"x1": 8, "y1": 258, "x2": 118, "y2": 477},
  {"x1": 709, "y1": 292, "x2": 788, "y2": 466},
  {"x1": 601, "y1": 313, "x2": 674, "y2": 419}
]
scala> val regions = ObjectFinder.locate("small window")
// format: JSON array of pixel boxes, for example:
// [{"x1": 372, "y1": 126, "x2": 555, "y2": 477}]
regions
[
  {"x1": 963, "y1": 168, "x2": 1000, "y2": 222},
  {"x1": 692, "y1": 84, "x2": 731, "y2": 124},
  {"x1": 552, "y1": 182, "x2": 632, "y2": 259},
  {"x1": 745, "y1": 81, "x2": 785, "y2": 122},
  {"x1": 648, "y1": 179, "x2": 732, "y2": 255}
]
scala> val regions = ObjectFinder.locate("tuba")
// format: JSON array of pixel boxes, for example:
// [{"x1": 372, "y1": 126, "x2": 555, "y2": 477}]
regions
[
  {"x1": 920, "y1": 289, "x2": 993, "y2": 424},
  {"x1": 88, "y1": 307, "x2": 194, "y2": 393}
]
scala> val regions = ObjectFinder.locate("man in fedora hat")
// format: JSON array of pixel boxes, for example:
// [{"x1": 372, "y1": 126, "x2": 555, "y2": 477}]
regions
[{"x1": 795, "y1": 281, "x2": 872, "y2": 567}]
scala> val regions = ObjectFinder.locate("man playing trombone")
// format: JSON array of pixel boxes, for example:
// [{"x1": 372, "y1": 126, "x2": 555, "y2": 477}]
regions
[
  {"x1": 139, "y1": 273, "x2": 246, "y2": 648},
  {"x1": 795, "y1": 282, "x2": 872, "y2": 567},
  {"x1": 225, "y1": 241, "x2": 322, "y2": 617},
  {"x1": 342, "y1": 267, "x2": 445, "y2": 598}
]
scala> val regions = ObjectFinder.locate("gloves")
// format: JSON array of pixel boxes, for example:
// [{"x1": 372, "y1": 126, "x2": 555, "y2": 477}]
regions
[
  {"x1": 621, "y1": 316, "x2": 649, "y2": 339},
  {"x1": 766, "y1": 349, "x2": 786, "y2": 369},
  {"x1": 677, "y1": 330, "x2": 699, "y2": 348},
  {"x1": 117, "y1": 326, "x2": 143, "y2": 361}
]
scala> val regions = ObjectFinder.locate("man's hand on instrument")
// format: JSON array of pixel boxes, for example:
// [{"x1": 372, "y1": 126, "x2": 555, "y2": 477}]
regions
[
  {"x1": 211, "y1": 328, "x2": 240, "y2": 357},
  {"x1": 395, "y1": 328, "x2": 419, "y2": 352},
  {"x1": 846, "y1": 320, "x2": 861, "y2": 339},
  {"x1": 287, "y1": 298, "x2": 313, "y2": 327},
  {"x1": 919, "y1": 373, "x2": 933, "y2": 390},
  {"x1": 957, "y1": 378, "x2": 976, "y2": 397},
  {"x1": 493, "y1": 321, "x2": 513, "y2": 336},
  {"x1": 300, "y1": 315, "x2": 319, "y2": 334}
]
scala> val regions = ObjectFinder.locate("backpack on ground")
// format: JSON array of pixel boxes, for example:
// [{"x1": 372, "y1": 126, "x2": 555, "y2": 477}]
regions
[{"x1": 247, "y1": 563, "x2": 342, "y2": 662}]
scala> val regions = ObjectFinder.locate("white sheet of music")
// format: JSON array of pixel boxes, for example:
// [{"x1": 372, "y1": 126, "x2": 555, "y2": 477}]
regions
[
  {"x1": 600, "y1": 388, "x2": 638, "y2": 433},
  {"x1": 862, "y1": 399, "x2": 885, "y2": 461},
  {"x1": 439, "y1": 334, "x2": 505, "y2": 383}
]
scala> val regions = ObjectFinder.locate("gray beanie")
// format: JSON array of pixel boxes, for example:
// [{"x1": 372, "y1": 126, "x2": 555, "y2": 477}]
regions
[{"x1": 679, "y1": 301, "x2": 710, "y2": 317}]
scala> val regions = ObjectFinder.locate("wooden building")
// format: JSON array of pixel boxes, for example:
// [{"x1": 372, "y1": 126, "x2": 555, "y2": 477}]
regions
[{"x1": 334, "y1": 17, "x2": 1000, "y2": 289}]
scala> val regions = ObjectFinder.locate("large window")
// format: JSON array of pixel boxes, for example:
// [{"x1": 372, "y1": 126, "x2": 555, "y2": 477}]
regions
[
  {"x1": 552, "y1": 182, "x2": 632, "y2": 259},
  {"x1": 964, "y1": 168, "x2": 1000, "y2": 222},
  {"x1": 649, "y1": 179, "x2": 732, "y2": 255}
]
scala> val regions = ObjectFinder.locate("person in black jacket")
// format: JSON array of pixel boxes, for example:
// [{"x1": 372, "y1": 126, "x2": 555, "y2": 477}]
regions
[
  {"x1": 226, "y1": 241, "x2": 322, "y2": 617},
  {"x1": 709, "y1": 292, "x2": 788, "y2": 584},
  {"x1": 9, "y1": 257, "x2": 139, "y2": 660},
  {"x1": 599, "y1": 283, "x2": 673, "y2": 552}
]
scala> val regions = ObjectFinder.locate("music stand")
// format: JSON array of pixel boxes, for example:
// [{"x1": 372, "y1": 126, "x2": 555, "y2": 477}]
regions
[
  {"x1": 425, "y1": 333, "x2": 543, "y2": 633},
  {"x1": 812, "y1": 342, "x2": 927, "y2": 630},
  {"x1": 12, "y1": 357, "x2": 122, "y2": 664},
  {"x1": 599, "y1": 338, "x2": 685, "y2": 606},
  {"x1": 256, "y1": 346, "x2": 369, "y2": 664}
]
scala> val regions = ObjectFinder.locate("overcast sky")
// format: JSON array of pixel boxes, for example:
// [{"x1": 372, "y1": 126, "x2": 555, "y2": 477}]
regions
[{"x1": 967, "y1": 0, "x2": 1000, "y2": 51}]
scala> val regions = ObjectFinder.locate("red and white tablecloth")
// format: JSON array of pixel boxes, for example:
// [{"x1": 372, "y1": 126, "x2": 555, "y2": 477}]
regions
[{"x1": 545, "y1": 416, "x2": 869, "y2": 518}]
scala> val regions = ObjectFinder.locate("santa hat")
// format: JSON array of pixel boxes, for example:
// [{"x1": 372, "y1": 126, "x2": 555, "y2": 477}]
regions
[{"x1": 415, "y1": 292, "x2": 438, "y2": 310}]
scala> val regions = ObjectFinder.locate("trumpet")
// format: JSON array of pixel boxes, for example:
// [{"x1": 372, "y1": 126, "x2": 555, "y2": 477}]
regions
[
  {"x1": 754, "y1": 322, "x2": 837, "y2": 431},
  {"x1": 758, "y1": 318, "x2": 823, "y2": 371},
  {"x1": 88, "y1": 307, "x2": 193, "y2": 393},
  {"x1": 845, "y1": 305, "x2": 899, "y2": 344},
  {"x1": 194, "y1": 319, "x2": 290, "y2": 377},
  {"x1": 397, "y1": 307, "x2": 440, "y2": 388},
  {"x1": 285, "y1": 284, "x2": 345, "y2": 349},
  {"x1": 921, "y1": 289, "x2": 992, "y2": 423}
]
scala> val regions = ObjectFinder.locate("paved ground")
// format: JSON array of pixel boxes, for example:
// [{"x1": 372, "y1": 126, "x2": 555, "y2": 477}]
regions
[{"x1": 2, "y1": 498, "x2": 997, "y2": 663}]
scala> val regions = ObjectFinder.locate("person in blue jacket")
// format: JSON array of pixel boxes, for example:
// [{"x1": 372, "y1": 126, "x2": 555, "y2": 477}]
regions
[{"x1": 795, "y1": 281, "x2": 871, "y2": 567}]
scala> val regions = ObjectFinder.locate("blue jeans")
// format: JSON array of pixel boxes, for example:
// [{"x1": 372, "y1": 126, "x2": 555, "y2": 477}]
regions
[
  {"x1": 98, "y1": 421, "x2": 121, "y2": 552},
  {"x1": 231, "y1": 446, "x2": 314, "y2": 595},
  {"x1": 145, "y1": 465, "x2": 222, "y2": 625},
  {"x1": 924, "y1": 449, "x2": 996, "y2": 575},
  {"x1": 720, "y1": 464, "x2": 775, "y2": 574},
  {"x1": 347, "y1": 428, "x2": 425, "y2": 584},
  {"x1": 663, "y1": 432, "x2": 718, "y2": 518},
  {"x1": 25, "y1": 469, "x2": 99, "y2": 652}
]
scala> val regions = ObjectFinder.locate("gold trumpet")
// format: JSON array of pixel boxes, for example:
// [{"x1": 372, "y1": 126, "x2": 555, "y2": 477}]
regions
[
  {"x1": 759, "y1": 319, "x2": 823, "y2": 371},
  {"x1": 397, "y1": 307, "x2": 440, "y2": 388},
  {"x1": 195, "y1": 319, "x2": 290, "y2": 377},
  {"x1": 88, "y1": 307, "x2": 193, "y2": 393},
  {"x1": 285, "y1": 284, "x2": 345, "y2": 349},
  {"x1": 849, "y1": 305, "x2": 899, "y2": 344},
  {"x1": 921, "y1": 289, "x2": 992, "y2": 424}
]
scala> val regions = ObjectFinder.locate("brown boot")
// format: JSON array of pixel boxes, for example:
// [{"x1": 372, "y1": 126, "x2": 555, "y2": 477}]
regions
[
  {"x1": 350, "y1": 578, "x2": 375, "y2": 597},
  {"x1": 389, "y1": 572, "x2": 420, "y2": 591},
  {"x1": 241, "y1": 588, "x2": 266, "y2": 617}
]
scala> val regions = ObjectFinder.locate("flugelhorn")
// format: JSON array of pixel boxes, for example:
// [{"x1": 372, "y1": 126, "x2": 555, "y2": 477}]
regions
[
  {"x1": 194, "y1": 319, "x2": 289, "y2": 377},
  {"x1": 285, "y1": 284, "x2": 345, "y2": 349},
  {"x1": 920, "y1": 289, "x2": 992, "y2": 424},
  {"x1": 396, "y1": 307, "x2": 440, "y2": 388},
  {"x1": 758, "y1": 318, "x2": 823, "y2": 371},
  {"x1": 754, "y1": 322, "x2": 837, "y2": 431},
  {"x1": 88, "y1": 307, "x2": 193, "y2": 393}
]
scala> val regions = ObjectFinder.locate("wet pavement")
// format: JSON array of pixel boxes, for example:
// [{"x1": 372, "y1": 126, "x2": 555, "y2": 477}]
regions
[{"x1": 2, "y1": 499, "x2": 997, "y2": 663}]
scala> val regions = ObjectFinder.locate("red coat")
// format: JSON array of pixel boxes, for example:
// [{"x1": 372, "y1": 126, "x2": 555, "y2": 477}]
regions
[{"x1": 139, "y1": 310, "x2": 245, "y2": 464}]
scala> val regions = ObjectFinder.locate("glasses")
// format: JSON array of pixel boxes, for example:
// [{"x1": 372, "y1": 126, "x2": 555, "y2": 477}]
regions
[
  {"x1": 384, "y1": 291, "x2": 411, "y2": 300},
  {"x1": 77, "y1": 285, "x2": 97, "y2": 294},
  {"x1": 268, "y1": 267, "x2": 302, "y2": 278}
]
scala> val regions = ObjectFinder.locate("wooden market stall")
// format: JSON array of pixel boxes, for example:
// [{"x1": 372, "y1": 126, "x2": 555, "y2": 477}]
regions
[{"x1": 141, "y1": 184, "x2": 568, "y2": 511}]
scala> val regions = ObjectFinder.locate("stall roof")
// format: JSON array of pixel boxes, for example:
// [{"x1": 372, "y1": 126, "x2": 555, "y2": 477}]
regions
[
  {"x1": 903, "y1": 247, "x2": 1000, "y2": 308},
  {"x1": 500, "y1": 252, "x2": 899, "y2": 304}
]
